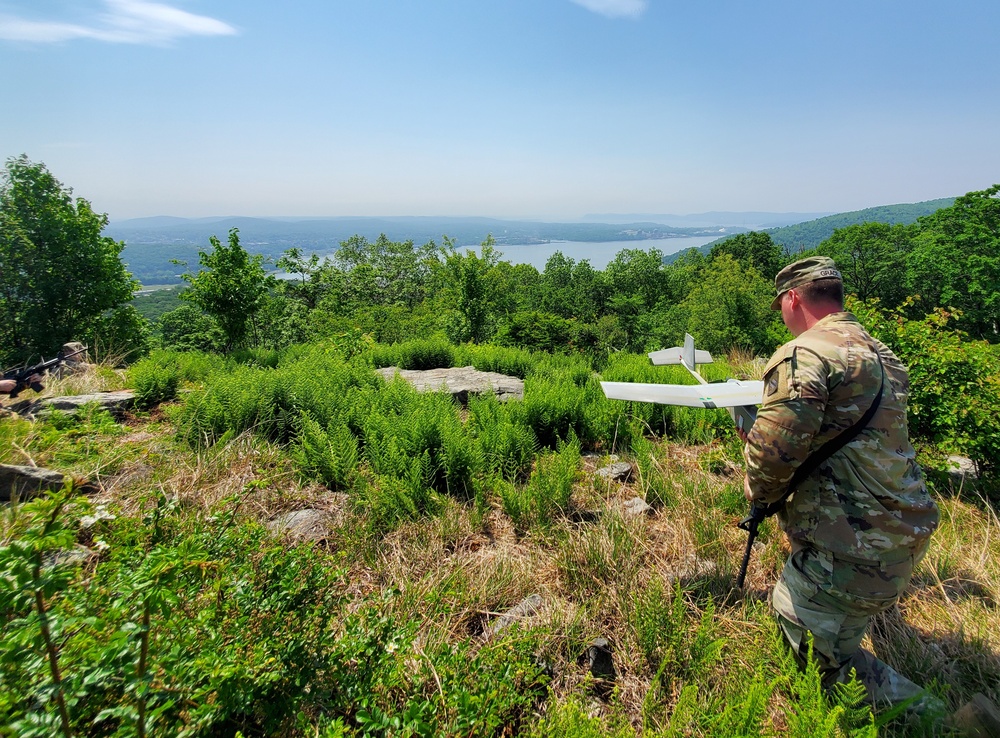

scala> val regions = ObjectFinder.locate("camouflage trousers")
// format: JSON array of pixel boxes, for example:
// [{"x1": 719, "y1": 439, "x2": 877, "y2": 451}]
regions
[{"x1": 772, "y1": 544, "x2": 928, "y2": 706}]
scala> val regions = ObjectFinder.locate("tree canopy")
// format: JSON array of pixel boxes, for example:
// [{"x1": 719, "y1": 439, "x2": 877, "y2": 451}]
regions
[{"x1": 0, "y1": 155, "x2": 144, "y2": 364}]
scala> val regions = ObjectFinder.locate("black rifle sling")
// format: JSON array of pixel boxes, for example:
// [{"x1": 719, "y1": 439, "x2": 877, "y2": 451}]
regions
[{"x1": 763, "y1": 343, "x2": 886, "y2": 515}]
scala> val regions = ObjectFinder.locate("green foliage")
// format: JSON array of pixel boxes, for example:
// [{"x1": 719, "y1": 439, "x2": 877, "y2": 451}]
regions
[
  {"x1": 525, "y1": 694, "x2": 633, "y2": 738},
  {"x1": 322, "y1": 600, "x2": 548, "y2": 736},
  {"x1": 157, "y1": 304, "x2": 226, "y2": 352},
  {"x1": 127, "y1": 352, "x2": 180, "y2": 409},
  {"x1": 179, "y1": 228, "x2": 273, "y2": 352},
  {"x1": 669, "y1": 254, "x2": 786, "y2": 356},
  {"x1": 495, "y1": 310, "x2": 574, "y2": 353},
  {"x1": 522, "y1": 371, "x2": 605, "y2": 450},
  {"x1": 369, "y1": 337, "x2": 456, "y2": 370},
  {"x1": 906, "y1": 185, "x2": 1000, "y2": 341},
  {"x1": 178, "y1": 345, "x2": 379, "y2": 446},
  {"x1": 291, "y1": 415, "x2": 359, "y2": 490},
  {"x1": 469, "y1": 394, "x2": 538, "y2": 482},
  {"x1": 0, "y1": 155, "x2": 143, "y2": 364},
  {"x1": 454, "y1": 343, "x2": 539, "y2": 378},
  {"x1": 0, "y1": 491, "x2": 350, "y2": 736},
  {"x1": 633, "y1": 581, "x2": 725, "y2": 693},
  {"x1": 499, "y1": 435, "x2": 580, "y2": 531},
  {"x1": 852, "y1": 298, "x2": 1000, "y2": 474},
  {"x1": 0, "y1": 488, "x2": 85, "y2": 737},
  {"x1": 710, "y1": 230, "x2": 786, "y2": 281},
  {"x1": 816, "y1": 222, "x2": 913, "y2": 308}
]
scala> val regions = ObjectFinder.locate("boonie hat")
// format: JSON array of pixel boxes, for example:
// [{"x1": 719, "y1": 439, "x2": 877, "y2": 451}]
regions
[{"x1": 770, "y1": 256, "x2": 842, "y2": 310}]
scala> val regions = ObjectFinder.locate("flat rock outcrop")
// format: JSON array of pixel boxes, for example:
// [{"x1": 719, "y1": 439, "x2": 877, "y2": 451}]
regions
[
  {"x1": 376, "y1": 366, "x2": 524, "y2": 402},
  {"x1": 8, "y1": 390, "x2": 136, "y2": 419}
]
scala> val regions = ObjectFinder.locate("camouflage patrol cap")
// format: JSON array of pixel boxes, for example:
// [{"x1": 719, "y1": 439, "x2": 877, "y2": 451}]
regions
[{"x1": 770, "y1": 256, "x2": 842, "y2": 310}]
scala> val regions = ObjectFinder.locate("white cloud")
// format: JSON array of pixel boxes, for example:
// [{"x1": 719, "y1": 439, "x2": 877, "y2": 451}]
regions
[
  {"x1": 570, "y1": 0, "x2": 648, "y2": 19},
  {"x1": 0, "y1": 0, "x2": 236, "y2": 44}
]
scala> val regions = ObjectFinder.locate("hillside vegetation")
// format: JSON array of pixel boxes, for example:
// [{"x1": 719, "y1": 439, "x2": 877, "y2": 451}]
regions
[
  {"x1": 2, "y1": 158, "x2": 999, "y2": 736},
  {"x1": 672, "y1": 197, "x2": 956, "y2": 263}
]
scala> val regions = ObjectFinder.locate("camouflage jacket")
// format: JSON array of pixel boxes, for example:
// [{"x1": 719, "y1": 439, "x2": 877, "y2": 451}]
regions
[{"x1": 744, "y1": 312, "x2": 938, "y2": 562}]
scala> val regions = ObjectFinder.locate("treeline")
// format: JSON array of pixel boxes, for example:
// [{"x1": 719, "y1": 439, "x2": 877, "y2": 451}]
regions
[
  {"x1": 151, "y1": 186, "x2": 1000, "y2": 359},
  {"x1": 153, "y1": 232, "x2": 788, "y2": 363}
]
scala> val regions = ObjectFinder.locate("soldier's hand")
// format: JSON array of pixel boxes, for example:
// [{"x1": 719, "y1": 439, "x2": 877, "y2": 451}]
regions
[{"x1": 743, "y1": 474, "x2": 755, "y2": 502}]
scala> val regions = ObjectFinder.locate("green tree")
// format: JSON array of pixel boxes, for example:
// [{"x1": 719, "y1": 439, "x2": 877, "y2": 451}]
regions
[
  {"x1": 0, "y1": 155, "x2": 143, "y2": 363},
  {"x1": 817, "y1": 222, "x2": 913, "y2": 308},
  {"x1": 333, "y1": 234, "x2": 437, "y2": 309},
  {"x1": 709, "y1": 231, "x2": 785, "y2": 282},
  {"x1": 906, "y1": 185, "x2": 1000, "y2": 341},
  {"x1": 671, "y1": 254, "x2": 786, "y2": 355},
  {"x1": 158, "y1": 305, "x2": 226, "y2": 352},
  {"x1": 179, "y1": 228, "x2": 272, "y2": 352}
]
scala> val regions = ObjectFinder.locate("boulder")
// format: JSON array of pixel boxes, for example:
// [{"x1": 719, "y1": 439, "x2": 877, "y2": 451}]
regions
[
  {"x1": 581, "y1": 637, "x2": 616, "y2": 682},
  {"x1": 376, "y1": 366, "x2": 524, "y2": 403},
  {"x1": 0, "y1": 464, "x2": 96, "y2": 502},
  {"x1": 947, "y1": 455, "x2": 979, "y2": 481},
  {"x1": 951, "y1": 693, "x2": 1000, "y2": 737}
]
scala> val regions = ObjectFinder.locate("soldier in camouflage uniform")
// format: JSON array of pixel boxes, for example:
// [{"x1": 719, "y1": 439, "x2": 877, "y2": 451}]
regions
[{"x1": 743, "y1": 256, "x2": 940, "y2": 706}]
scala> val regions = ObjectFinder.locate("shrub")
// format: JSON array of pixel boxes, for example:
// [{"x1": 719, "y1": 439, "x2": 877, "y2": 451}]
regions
[
  {"x1": 852, "y1": 298, "x2": 1000, "y2": 475},
  {"x1": 127, "y1": 351, "x2": 180, "y2": 408},
  {"x1": 292, "y1": 416, "x2": 359, "y2": 490},
  {"x1": 499, "y1": 435, "x2": 580, "y2": 532},
  {"x1": 469, "y1": 394, "x2": 538, "y2": 482},
  {"x1": 369, "y1": 338, "x2": 455, "y2": 370},
  {"x1": 453, "y1": 343, "x2": 539, "y2": 379}
]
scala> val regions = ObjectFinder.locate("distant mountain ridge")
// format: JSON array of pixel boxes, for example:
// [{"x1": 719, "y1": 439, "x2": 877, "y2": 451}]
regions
[
  {"x1": 663, "y1": 197, "x2": 956, "y2": 264},
  {"x1": 581, "y1": 211, "x2": 834, "y2": 229}
]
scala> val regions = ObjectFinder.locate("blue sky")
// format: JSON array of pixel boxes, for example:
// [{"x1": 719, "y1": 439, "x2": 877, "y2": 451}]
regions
[{"x1": 2, "y1": 0, "x2": 997, "y2": 220}]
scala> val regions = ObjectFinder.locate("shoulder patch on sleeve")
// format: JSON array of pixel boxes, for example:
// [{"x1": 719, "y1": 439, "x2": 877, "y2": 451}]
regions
[{"x1": 761, "y1": 342, "x2": 797, "y2": 405}]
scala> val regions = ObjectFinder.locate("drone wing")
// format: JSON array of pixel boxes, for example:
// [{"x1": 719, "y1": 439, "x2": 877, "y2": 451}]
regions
[{"x1": 600, "y1": 379, "x2": 764, "y2": 409}]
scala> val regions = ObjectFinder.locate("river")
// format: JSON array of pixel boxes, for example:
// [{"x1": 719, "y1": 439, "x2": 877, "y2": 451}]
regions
[{"x1": 490, "y1": 235, "x2": 720, "y2": 270}]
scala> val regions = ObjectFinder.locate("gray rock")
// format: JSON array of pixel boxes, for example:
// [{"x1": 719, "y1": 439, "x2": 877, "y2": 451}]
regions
[
  {"x1": 596, "y1": 462, "x2": 633, "y2": 482},
  {"x1": 952, "y1": 693, "x2": 1000, "y2": 737},
  {"x1": 45, "y1": 545, "x2": 93, "y2": 569},
  {"x1": 582, "y1": 637, "x2": 616, "y2": 681},
  {"x1": 377, "y1": 366, "x2": 524, "y2": 403},
  {"x1": 667, "y1": 554, "x2": 718, "y2": 581},
  {"x1": 947, "y1": 455, "x2": 978, "y2": 480},
  {"x1": 1, "y1": 464, "x2": 70, "y2": 502},
  {"x1": 267, "y1": 509, "x2": 328, "y2": 542},
  {"x1": 489, "y1": 593, "x2": 543, "y2": 636},
  {"x1": 10, "y1": 391, "x2": 136, "y2": 420},
  {"x1": 622, "y1": 497, "x2": 652, "y2": 517}
]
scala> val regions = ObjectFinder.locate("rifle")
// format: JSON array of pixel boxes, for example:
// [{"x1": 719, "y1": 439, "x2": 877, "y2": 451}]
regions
[{"x1": 2, "y1": 345, "x2": 89, "y2": 398}]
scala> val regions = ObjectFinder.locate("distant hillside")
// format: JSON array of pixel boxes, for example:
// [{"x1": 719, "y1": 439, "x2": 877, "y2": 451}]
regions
[
  {"x1": 581, "y1": 211, "x2": 833, "y2": 229},
  {"x1": 766, "y1": 198, "x2": 955, "y2": 253},
  {"x1": 664, "y1": 197, "x2": 955, "y2": 264}
]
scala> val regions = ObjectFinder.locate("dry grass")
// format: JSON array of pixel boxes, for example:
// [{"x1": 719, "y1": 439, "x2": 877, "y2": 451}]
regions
[{"x1": 3, "y1": 389, "x2": 997, "y2": 735}]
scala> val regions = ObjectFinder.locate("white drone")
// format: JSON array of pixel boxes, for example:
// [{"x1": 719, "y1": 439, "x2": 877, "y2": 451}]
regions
[{"x1": 601, "y1": 333, "x2": 763, "y2": 434}]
